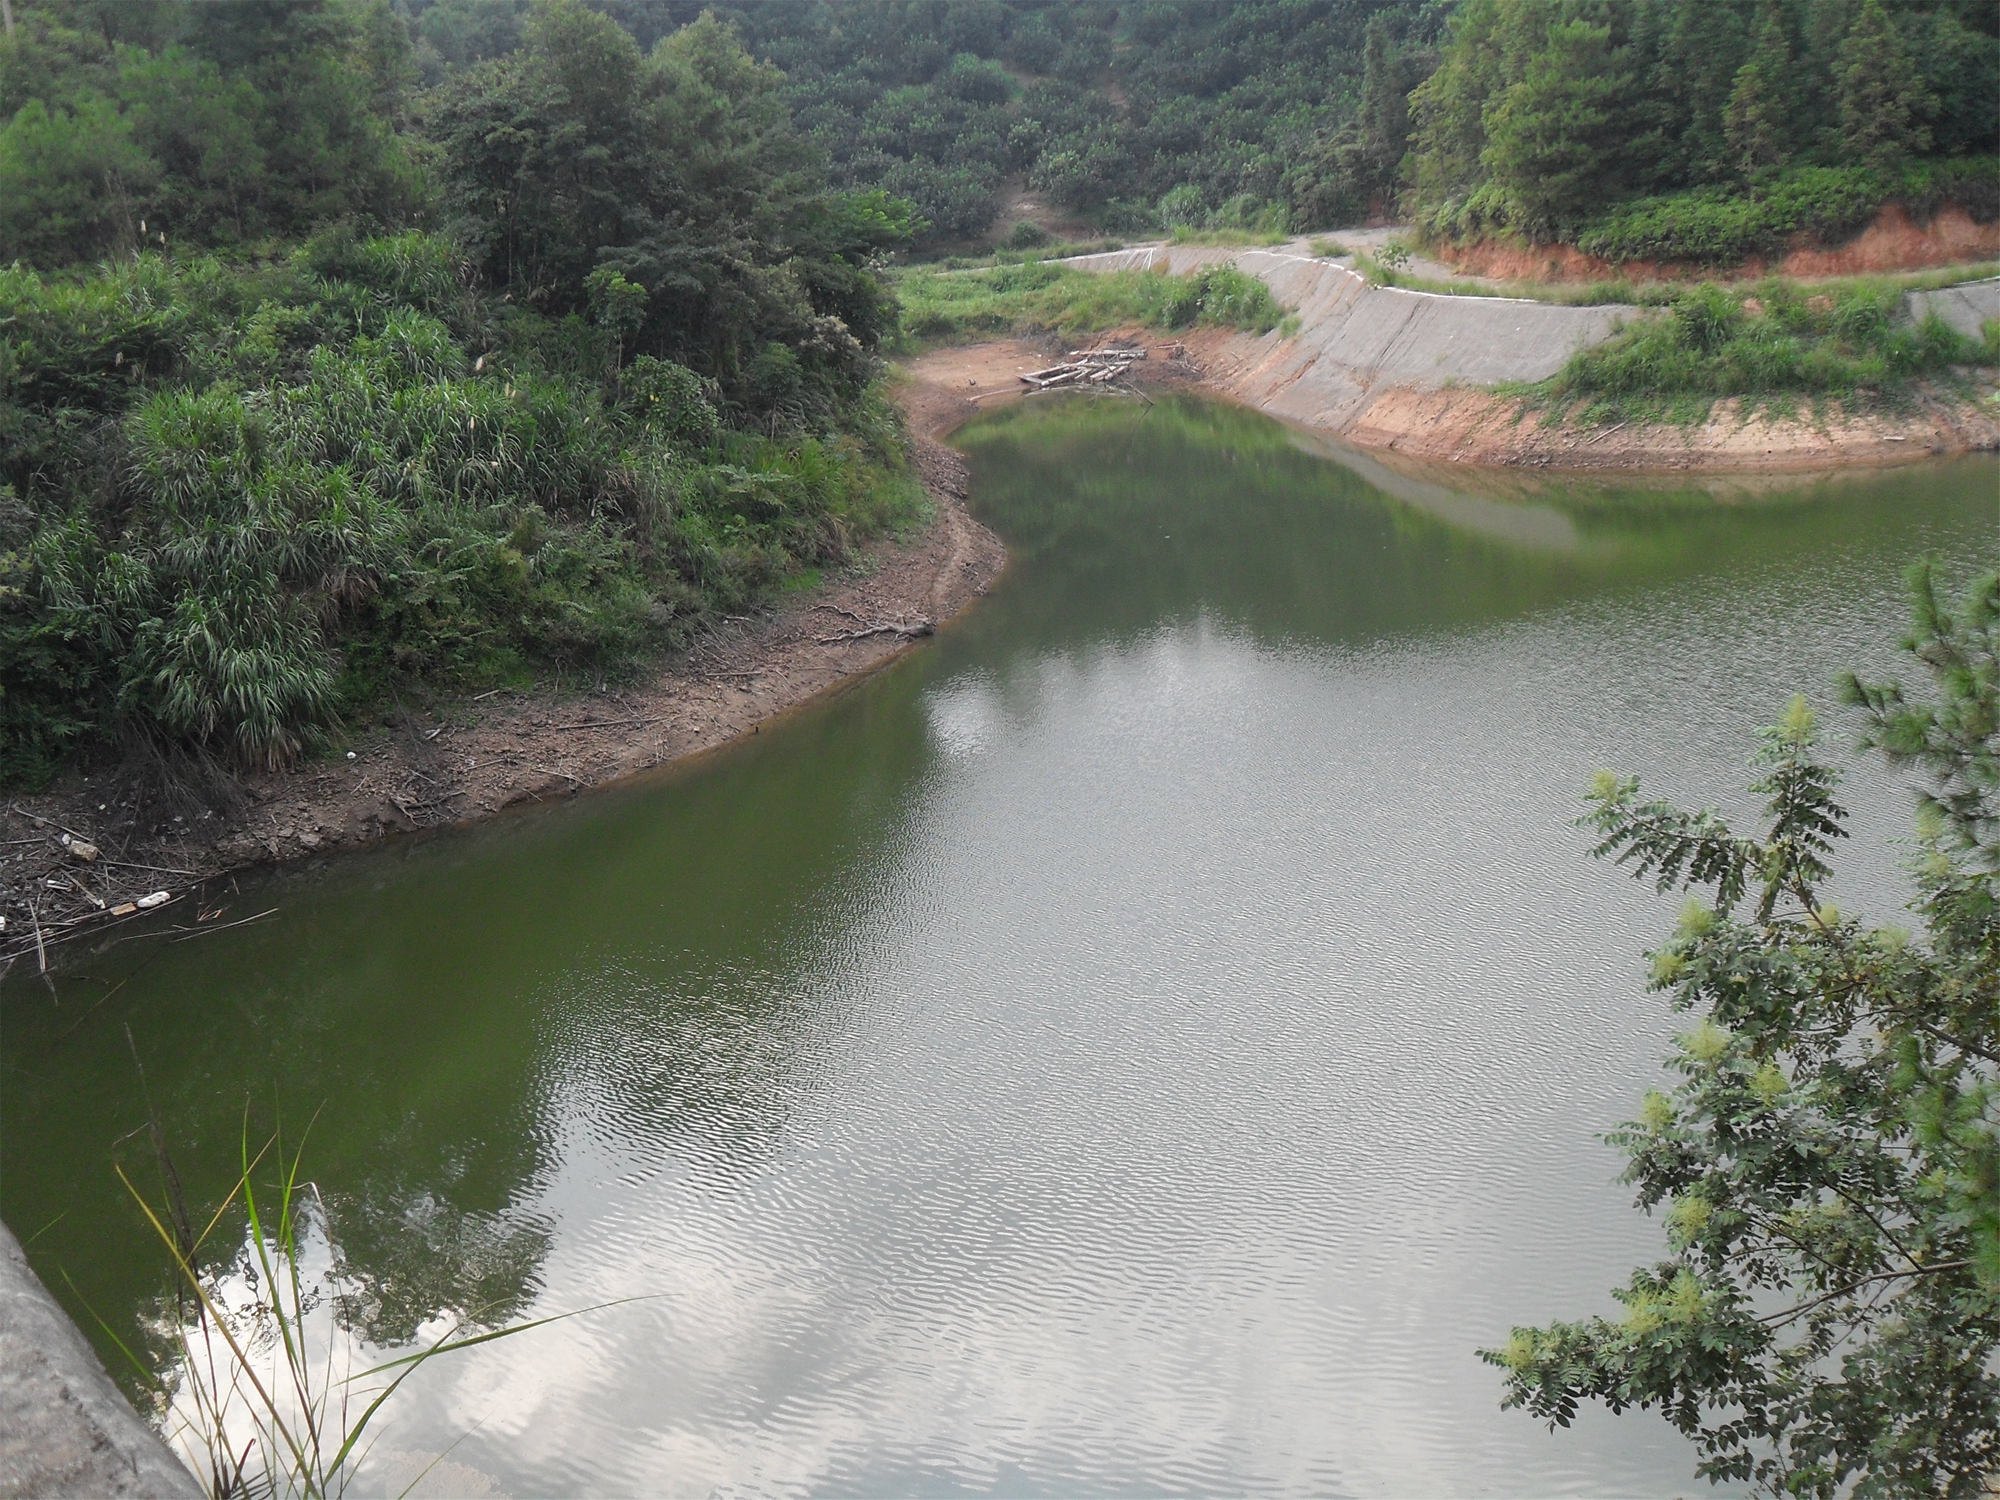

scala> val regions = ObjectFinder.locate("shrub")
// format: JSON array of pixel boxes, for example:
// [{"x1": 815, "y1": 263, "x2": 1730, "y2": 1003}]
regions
[
  {"x1": 1575, "y1": 159, "x2": 2000, "y2": 267},
  {"x1": 0, "y1": 240, "x2": 924, "y2": 784},
  {"x1": 1545, "y1": 278, "x2": 1993, "y2": 415}
]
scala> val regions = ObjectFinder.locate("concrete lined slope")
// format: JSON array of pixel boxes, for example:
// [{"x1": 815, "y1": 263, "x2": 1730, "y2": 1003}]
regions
[
  {"x1": 0, "y1": 1222, "x2": 203, "y2": 1498},
  {"x1": 1061, "y1": 244, "x2": 1634, "y2": 427},
  {"x1": 1907, "y1": 276, "x2": 2000, "y2": 339}
]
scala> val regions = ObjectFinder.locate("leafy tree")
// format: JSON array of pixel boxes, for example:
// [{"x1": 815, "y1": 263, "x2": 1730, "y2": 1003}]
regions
[
  {"x1": 0, "y1": 0, "x2": 424, "y2": 263},
  {"x1": 1479, "y1": 14, "x2": 1633, "y2": 236},
  {"x1": 1485, "y1": 565, "x2": 2000, "y2": 1496},
  {"x1": 1359, "y1": 13, "x2": 1409, "y2": 182},
  {"x1": 1838, "y1": 0, "x2": 1935, "y2": 173},
  {"x1": 1407, "y1": 0, "x2": 1511, "y2": 226},
  {"x1": 0, "y1": 92, "x2": 154, "y2": 264}
]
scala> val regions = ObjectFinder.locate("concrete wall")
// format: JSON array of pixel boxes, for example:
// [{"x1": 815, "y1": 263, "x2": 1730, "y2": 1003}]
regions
[
  {"x1": 1907, "y1": 276, "x2": 2000, "y2": 339},
  {"x1": 0, "y1": 1221, "x2": 203, "y2": 1498},
  {"x1": 1060, "y1": 245, "x2": 1636, "y2": 429}
]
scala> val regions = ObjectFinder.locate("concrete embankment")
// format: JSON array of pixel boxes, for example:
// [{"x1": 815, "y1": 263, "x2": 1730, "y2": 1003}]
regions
[
  {"x1": 0, "y1": 1222, "x2": 201, "y2": 1497},
  {"x1": 1066, "y1": 244, "x2": 1631, "y2": 424},
  {"x1": 1064, "y1": 244, "x2": 2000, "y2": 470}
]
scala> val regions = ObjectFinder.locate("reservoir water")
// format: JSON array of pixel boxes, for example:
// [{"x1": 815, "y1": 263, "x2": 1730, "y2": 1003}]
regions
[{"x1": 3, "y1": 397, "x2": 1994, "y2": 1496}]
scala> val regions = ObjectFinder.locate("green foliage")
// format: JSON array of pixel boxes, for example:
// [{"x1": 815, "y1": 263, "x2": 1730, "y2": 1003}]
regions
[
  {"x1": 0, "y1": 234, "x2": 922, "y2": 783},
  {"x1": 1542, "y1": 279, "x2": 1994, "y2": 416},
  {"x1": 892, "y1": 260, "x2": 1288, "y2": 346},
  {"x1": 1478, "y1": 16, "x2": 1630, "y2": 236},
  {"x1": 650, "y1": 1, "x2": 1452, "y2": 245},
  {"x1": 0, "y1": 0, "x2": 428, "y2": 265},
  {"x1": 428, "y1": 2, "x2": 910, "y2": 417},
  {"x1": 1838, "y1": 0, "x2": 1935, "y2": 174},
  {"x1": 1407, "y1": 0, "x2": 2000, "y2": 251},
  {"x1": 1577, "y1": 166, "x2": 1895, "y2": 267},
  {"x1": 1486, "y1": 567, "x2": 2000, "y2": 1495}
]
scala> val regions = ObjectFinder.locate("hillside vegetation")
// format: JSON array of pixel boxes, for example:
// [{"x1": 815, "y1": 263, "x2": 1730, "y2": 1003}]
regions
[
  {"x1": 1406, "y1": 0, "x2": 1997, "y2": 262},
  {"x1": 0, "y1": 0, "x2": 923, "y2": 788},
  {"x1": 3, "y1": 0, "x2": 1996, "y2": 793},
  {"x1": 1536, "y1": 279, "x2": 2000, "y2": 422},
  {"x1": 336, "y1": 0, "x2": 1454, "y2": 249}
]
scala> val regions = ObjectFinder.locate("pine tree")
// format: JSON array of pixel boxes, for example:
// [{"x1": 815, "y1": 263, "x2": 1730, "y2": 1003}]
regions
[
  {"x1": 1479, "y1": 16, "x2": 1631, "y2": 236},
  {"x1": 1724, "y1": 0, "x2": 1795, "y2": 179},
  {"x1": 1837, "y1": 0, "x2": 1934, "y2": 173}
]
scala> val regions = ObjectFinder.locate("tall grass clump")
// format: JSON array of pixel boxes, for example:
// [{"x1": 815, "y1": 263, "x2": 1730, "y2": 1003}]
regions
[
  {"x1": 0, "y1": 237, "x2": 925, "y2": 788},
  {"x1": 893, "y1": 261, "x2": 1289, "y2": 346},
  {"x1": 1540, "y1": 280, "x2": 1999, "y2": 422},
  {"x1": 109, "y1": 1116, "x2": 588, "y2": 1499}
]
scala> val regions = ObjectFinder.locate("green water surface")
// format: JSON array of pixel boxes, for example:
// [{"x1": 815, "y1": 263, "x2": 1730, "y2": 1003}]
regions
[{"x1": 2, "y1": 396, "x2": 1994, "y2": 1496}]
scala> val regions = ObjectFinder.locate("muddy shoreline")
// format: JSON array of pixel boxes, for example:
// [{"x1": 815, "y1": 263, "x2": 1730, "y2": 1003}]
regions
[
  {"x1": 1052, "y1": 242, "x2": 2000, "y2": 470},
  {"x1": 0, "y1": 431, "x2": 1005, "y2": 974}
]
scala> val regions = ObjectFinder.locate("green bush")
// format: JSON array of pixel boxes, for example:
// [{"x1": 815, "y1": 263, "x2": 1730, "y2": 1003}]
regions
[
  {"x1": 0, "y1": 241, "x2": 923, "y2": 784},
  {"x1": 1545, "y1": 279, "x2": 1996, "y2": 414},
  {"x1": 1574, "y1": 159, "x2": 2000, "y2": 267}
]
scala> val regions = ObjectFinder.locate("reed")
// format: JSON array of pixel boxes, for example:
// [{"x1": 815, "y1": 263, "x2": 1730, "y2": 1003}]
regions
[{"x1": 109, "y1": 1114, "x2": 589, "y2": 1499}]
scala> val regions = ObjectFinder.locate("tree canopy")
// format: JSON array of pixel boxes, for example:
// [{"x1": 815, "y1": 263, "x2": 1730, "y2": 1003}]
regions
[
  {"x1": 0, "y1": 0, "x2": 426, "y2": 264},
  {"x1": 1488, "y1": 565, "x2": 1999, "y2": 1495},
  {"x1": 1407, "y1": 0, "x2": 1998, "y2": 244}
]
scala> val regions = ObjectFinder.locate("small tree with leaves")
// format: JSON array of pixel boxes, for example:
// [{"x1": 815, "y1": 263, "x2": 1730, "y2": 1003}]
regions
[{"x1": 1485, "y1": 563, "x2": 1998, "y2": 1498}]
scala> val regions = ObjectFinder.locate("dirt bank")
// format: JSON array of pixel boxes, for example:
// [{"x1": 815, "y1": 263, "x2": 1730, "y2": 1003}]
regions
[
  {"x1": 1433, "y1": 204, "x2": 2000, "y2": 283},
  {"x1": 906, "y1": 310, "x2": 2000, "y2": 473},
  {"x1": 1334, "y1": 379, "x2": 2000, "y2": 471},
  {"x1": 0, "y1": 434, "x2": 1005, "y2": 974}
]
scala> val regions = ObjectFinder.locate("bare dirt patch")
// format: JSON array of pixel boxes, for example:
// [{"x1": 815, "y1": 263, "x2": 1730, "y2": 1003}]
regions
[
  {"x1": 1430, "y1": 204, "x2": 2000, "y2": 285},
  {"x1": 1339, "y1": 382, "x2": 2000, "y2": 472},
  {"x1": 0, "y1": 431, "x2": 1005, "y2": 974}
]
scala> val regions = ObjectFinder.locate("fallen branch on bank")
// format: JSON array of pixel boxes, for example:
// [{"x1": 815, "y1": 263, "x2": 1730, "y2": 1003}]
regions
[{"x1": 814, "y1": 619, "x2": 936, "y2": 644}]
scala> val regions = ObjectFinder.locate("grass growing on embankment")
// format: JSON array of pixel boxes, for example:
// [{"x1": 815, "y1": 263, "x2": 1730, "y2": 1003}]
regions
[
  {"x1": 1520, "y1": 280, "x2": 2000, "y2": 425},
  {"x1": 892, "y1": 261, "x2": 1293, "y2": 347},
  {"x1": 1357, "y1": 252, "x2": 2000, "y2": 308}
]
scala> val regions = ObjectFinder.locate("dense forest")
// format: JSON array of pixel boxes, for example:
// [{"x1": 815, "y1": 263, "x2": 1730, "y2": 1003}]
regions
[
  {"x1": 400, "y1": 0, "x2": 1999, "y2": 258},
  {"x1": 1407, "y1": 0, "x2": 1999, "y2": 259},
  {"x1": 392, "y1": 0, "x2": 1455, "y2": 246}
]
